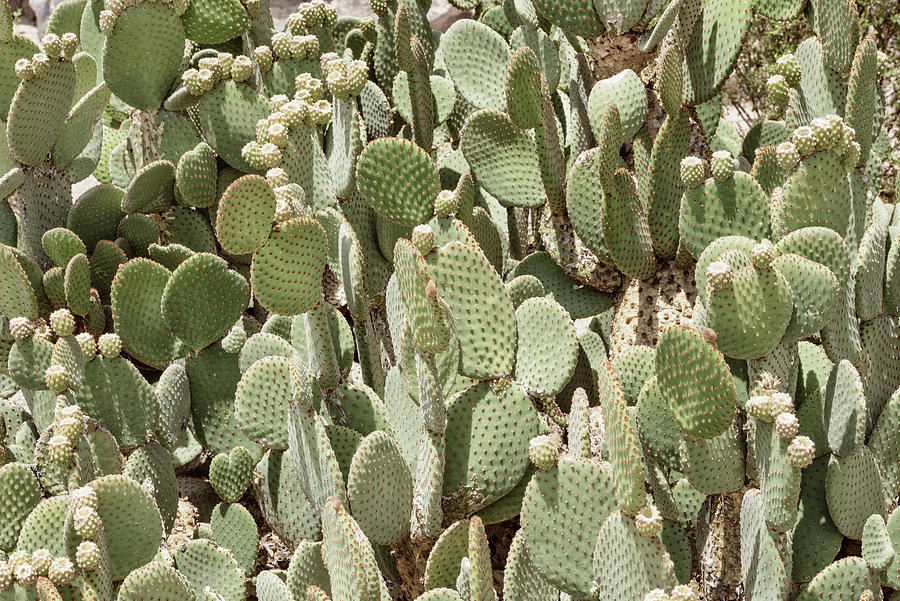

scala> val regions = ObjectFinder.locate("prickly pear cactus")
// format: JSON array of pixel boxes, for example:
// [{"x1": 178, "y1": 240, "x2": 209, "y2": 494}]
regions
[{"x1": 0, "y1": 0, "x2": 896, "y2": 600}]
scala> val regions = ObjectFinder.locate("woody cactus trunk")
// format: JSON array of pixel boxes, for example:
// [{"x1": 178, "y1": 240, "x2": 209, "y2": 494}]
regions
[{"x1": 0, "y1": 0, "x2": 897, "y2": 599}]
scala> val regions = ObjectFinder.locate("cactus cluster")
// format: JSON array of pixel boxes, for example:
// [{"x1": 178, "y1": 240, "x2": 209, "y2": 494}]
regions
[{"x1": 0, "y1": 0, "x2": 896, "y2": 599}]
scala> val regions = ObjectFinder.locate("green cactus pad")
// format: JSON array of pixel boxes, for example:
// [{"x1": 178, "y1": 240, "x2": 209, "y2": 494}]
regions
[
  {"x1": 210, "y1": 502, "x2": 258, "y2": 573},
  {"x1": 502, "y1": 529, "x2": 558, "y2": 601},
  {"x1": 255, "y1": 450, "x2": 321, "y2": 545},
  {"x1": 513, "y1": 251, "x2": 615, "y2": 319},
  {"x1": 587, "y1": 70, "x2": 647, "y2": 143},
  {"x1": 740, "y1": 488, "x2": 791, "y2": 601},
  {"x1": 102, "y1": 2, "x2": 185, "y2": 111},
  {"x1": 773, "y1": 253, "x2": 839, "y2": 343},
  {"x1": 123, "y1": 441, "x2": 178, "y2": 533},
  {"x1": 520, "y1": 457, "x2": 617, "y2": 597},
  {"x1": 440, "y1": 19, "x2": 510, "y2": 111},
  {"x1": 656, "y1": 326, "x2": 737, "y2": 438},
  {"x1": 235, "y1": 355, "x2": 291, "y2": 450},
  {"x1": 195, "y1": 81, "x2": 270, "y2": 173},
  {"x1": 460, "y1": 109, "x2": 545, "y2": 209},
  {"x1": 0, "y1": 462, "x2": 41, "y2": 551},
  {"x1": 175, "y1": 539, "x2": 246, "y2": 601},
  {"x1": 826, "y1": 447, "x2": 886, "y2": 539},
  {"x1": 67, "y1": 185, "x2": 124, "y2": 253},
  {"x1": 187, "y1": 345, "x2": 262, "y2": 455},
  {"x1": 321, "y1": 498, "x2": 387, "y2": 601},
  {"x1": 210, "y1": 445, "x2": 255, "y2": 503},
  {"x1": 592, "y1": 510, "x2": 675, "y2": 601},
  {"x1": 678, "y1": 171, "x2": 770, "y2": 259},
  {"x1": 287, "y1": 403, "x2": 347, "y2": 513},
  {"x1": 393, "y1": 238, "x2": 453, "y2": 356},
  {"x1": 427, "y1": 241, "x2": 516, "y2": 379},
  {"x1": 74, "y1": 356, "x2": 158, "y2": 450},
  {"x1": 252, "y1": 217, "x2": 328, "y2": 316},
  {"x1": 286, "y1": 540, "x2": 331, "y2": 599},
  {"x1": 681, "y1": 0, "x2": 753, "y2": 105},
  {"x1": 870, "y1": 386, "x2": 900, "y2": 505},
  {"x1": 647, "y1": 109, "x2": 692, "y2": 259},
  {"x1": 636, "y1": 376, "x2": 683, "y2": 470},
  {"x1": 424, "y1": 519, "x2": 469, "y2": 590},
  {"x1": 514, "y1": 297, "x2": 577, "y2": 398},
  {"x1": 110, "y1": 258, "x2": 177, "y2": 369},
  {"x1": 823, "y1": 360, "x2": 866, "y2": 456},
  {"x1": 680, "y1": 421, "x2": 745, "y2": 494},
  {"x1": 346, "y1": 431, "x2": 412, "y2": 545},
  {"x1": 598, "y1": 360, "x2": 647, "y2": 515},
  {"x1": 161, "y1": 252, "x2": 250, "y2": 351},
  {"x1": 356, "y1": 138, "x2": 438, "y2": 227},
  {"x1": 796, "y1": 557, "x2": 881, "y2": 601},
  {"x1": 531, "y1": 0, "x2": 602, "y2": 37},
  {"x1": 443, "y1": 380, "x2": 540, "y2": 512},
  {"x1": 175, "y1": 142, "x2": 218, "y2": 209},
  {"x1": 118, "y1": 561, "x2": 195, "y2": 601},
  {"x1": 775, "y1": 151, "x2": 851, "y2": 238},
  {"x1": 0, "y1": 244, "x2": 39, "y2": 319},
  {"x1": 52, "y1": 82, "x2": 110, "y2": 170},
  {"x1": 854, "y1": 221, "x2": 887, "y2": 321},
  {"x1": 88, "y1": 474, "x2": 164, "y2": 580},
  {"x1": 181, "y1": 0, "x2": 251, "y2": 44},
  {"x1": 64, "y1": 252, "x2": 91, "y2": 316},
  {"x1": 6, "y1": 55, "x2": 76, "y2": 166},
  {"x1": 602, "y1": 168, "x2": 657, "y2": 279},
  {"x1": 792, "y1": 455, "x2": 842, "y2": 582}
]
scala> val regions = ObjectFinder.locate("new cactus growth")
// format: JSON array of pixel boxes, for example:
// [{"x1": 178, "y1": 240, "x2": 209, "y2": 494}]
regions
[{"x1": 0, "y1": 0, "x2": 896, "y2": 599}]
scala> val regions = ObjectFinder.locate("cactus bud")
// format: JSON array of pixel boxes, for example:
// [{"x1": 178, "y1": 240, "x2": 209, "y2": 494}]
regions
[
  {"x1": 643, "y1": 590, "x2": 669, "y2": 601},
  {"x1": 61, "y1": 33, "x2": 78, "y2": 59},
  {"x1": 272, "y1": 32, "x2": 292, "y2": 60},
  {"x1": 411, "y1": 224, "x2": 435, "y2": 254},
  {"x1": 48, "y1": 558, "x2": 75, "y2": 587},
  {"x1": 842, "y1": 141, "x2": 861, "y2": 170},
  {"x1": 750, "y1": 240, "x2": 775, "y2": 268},
  {"x1": 370, "y1": 0, "x2": 388, "y2": 16},
  {"x1": 231, "y1": 55, "x2": 252, "y2": 82},
  {"x1": 774, "y1": 412, "x2": 799, "y2": 439},
  {"x1": 71, "y1": 486, "x2": 99, "y2": 511},
  {"x1": 14, "y1": 58, "x2": 34, "y2": 81},
  {"x1": 791, "y1": 126, "x2": 817, "y2": 157},
  {"x1": 182, "y1": 68, "x2": 203, "y2": 95},
  {"x1": 528, "y1": 434, "x2": 560, "y2": 470},
  {"x1": 97, "y1": 333, "x2": 121, "y2": 358},
  {"x1": 30, "y1": 550, "x2": 51, "y2": 576},
  {"x1": 9, "y1": 317, "x2": 34, "y2": 340},
  {"x1": 243, "y1": 0, "x2": 259, "y2": 17},
  {"x1": 197, "y1": 68, "x2": 216, "y2": 93},
  {"x1": 701, "y1": 327, "x2": 717, "y2": 345},
  {"x1": 7, "y1": 552, "x2": 29, "y2": 573},
  {"x1": 73, "y1": 506, "x2": 102, "y2": 540},
  {"x1": 775, "y1": 54, "x2": 801, "y2": 87},
  {"x1": 254, "y1": 46, "x2": 273, "y2": 72},
  {"x1": 41, "y1": 33, "x2": 63, "y2": 59},
  {"x1": 670, "y1": 585, "x2": 698, "y2": 601},
  {"x1": 48, "y1": 434, "x2": 72, "y2": 464},
  {"x1": 635, "y1": 504, "x2": 663, "y2": 537},
  {"x1": 221, "y1": 321, "x2": 247, "y2": 353},
  {"x1": 709, "y1": 150, "x2": 735, "y2": 181},
  {"x1": 435, "y1": 189, "x2": 458, "y2": 217},
  {"x1": 680, "y1": 156, "x2": 708, "y2": 188},
  {"x1": 0, "y1": 561, "x2": 11, "y2": 592},
  {"x1": 45, "y1": 365, "x2": 70, "y2": 393},
  {"x1": 267, "y1": 122, "x2": 289, "y2": 147},
  {"x1": 99, "y1": 10, "x2": 116, "y2": 35},
  {"x1": 75, "y1": 542, "x2": 101, "y2": 571},
  {"x1": 706, "y1": 260, "x2": 732, "y2": 289},
  {"x1": 775, "y1": 141, "x2": 800, "y2": 171},
  {"x1": 49, "y1": 308, "x2": 75, "y2": 337},
  {"x1": 56, "y1": 416, "x2": 83, "y2": 442},
  {"x1": 787, "y1": 435, "x2": 815, "y2": 468},
  {"x1": 76, "y1": 332, "x2": 96, "y2": 361},
  {"x1": 259, "y1": 142, "x2": 283, "y2": 168},
  {"x1": 14, "y1": 563, "x2": 36, "y2": 586}
]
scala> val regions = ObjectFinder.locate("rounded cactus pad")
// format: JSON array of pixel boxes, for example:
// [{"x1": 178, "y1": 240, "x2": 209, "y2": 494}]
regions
[
  {"x1": 118, "y1": 561, "x2": 195, "y2": 601},
  {"x1": 520, "y1": 457, "x2": 617, "y2": 597},
  {"x1": 121, "y1": 159, "x2": 175, "y2": 214},
  {"x1": 588, "y1": 70, "x2": 648, "y2": 143},
  {"x1": 426, "y1": 241, "x2": 516, "y2": 379},
  {"x1": 210, "y1": 502, "x2": 258, "y2": 574},
  {"x1": 176, "y1": 142, "x2": 218, "y2": 209},
  {"x1": 424, "y1": 519, "x2": 469, "y2": 590},
  {"x1": 0, "y1": 462, "x2": 41, "y2": 552},
  {"x1": 216, "y1": 175, "x2": 277, "y2": 255},
  {"x1": 102, "y1": 2, "x2": 185, "y2": 111},
  {"x1": 110, "y1": 258, "x2": 177, "y2": 369},
  {"x1": 656, "y1": 326, "x2": 737, "y2": 438},
  {"x1": 505, "y1": 47, "x2": 543, "y2": 130},
  {"x1": 393, "y1": 238, "x2": 452, "y2": 356},
  {"x1": 87, "y1": 474, "x2": 163, "y2": 581},
  {"x1": 174, "y1": 539, "x2": 245, "y2": 601},
  {"x1": 514, "y1": 297, "x2": 578, "y2": 398},
  {"x1": 460, "y1": 109, "x2": 545, "y2": 209},
  {"x1": 346, "y1": 431, "x2": 413, "y2": 545},
  {"x1": 443, "y1": 380, "x2": 540, "y2": 512},
  {"x1": 0, "y1": 244, "x2": 39, "y2": 319},
  {"x1": 7, "y1": 53, "x2": 76, "y2": 166},
  {"x1": 251, "y1": 217, "x2": 328, "y2": 316},
  {"x1": 356, "y1": 137, "x2": 438, "y2": 226},
  {"x1": 161, "y1": 252, "x2": 250, "y2": 352},
  {"x1": 209, "y1": 446, "x2": 254, "y2": 503},
  {"x1": 321, "y1": 497, "x2": 386, "y2": 601},
  {"x1": 440, "y1": 19, "x2": 510, "y2": 111},
  {"x1": 181, "y1": 0, "x2": 251, "y2": 44},
  {"x1": 826, "y1": 447, "x2": 886, "y2": 540},
  {"x1": 235, "y1": 355, "x2": 291, "y2": 449}
]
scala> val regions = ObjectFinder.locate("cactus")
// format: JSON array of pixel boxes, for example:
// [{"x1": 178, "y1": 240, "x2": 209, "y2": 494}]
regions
[{"x1": 0, "y1": 0, "x2": 896, "y2": 598}]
